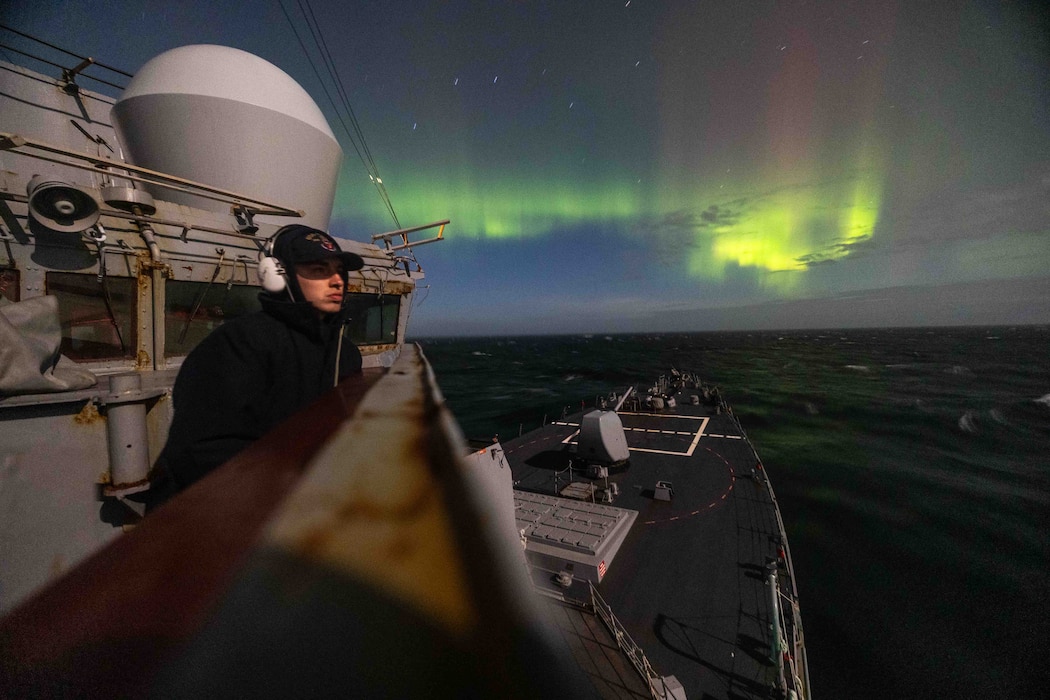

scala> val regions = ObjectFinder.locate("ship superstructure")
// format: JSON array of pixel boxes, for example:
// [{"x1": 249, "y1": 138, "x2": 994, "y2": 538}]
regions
[{"x1": 0, "y1": 39, "x2": 441, "y2": 611}]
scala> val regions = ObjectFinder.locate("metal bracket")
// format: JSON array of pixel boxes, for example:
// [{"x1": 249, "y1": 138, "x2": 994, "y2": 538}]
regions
[
  {"x1": 233, "y1": 206, "x2": 258, "y2": 235},
  {"x1": 61, "y1": 57, "x2": 95, "y2": 95}
]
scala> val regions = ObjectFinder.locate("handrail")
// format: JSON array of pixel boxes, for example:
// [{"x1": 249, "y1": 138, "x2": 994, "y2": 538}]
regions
[
  {"x1": 0, "y1": 190, "x2": 265, "y2": 244},
  {"x1": 1, "y1": 132, "x2": 302, "y2": 217},
  {"x1": 587, "y1": 581, "x2": 675, "y2": 700},
  {"x1": 624, "y1": 370, "x2": 810, "y2": 699},
  {"x1": 371, "y1": 219, "x2": 449, "y2": 250},
  {"x1": 728, "y1": 410, "x2": 811, "y2": 700}
]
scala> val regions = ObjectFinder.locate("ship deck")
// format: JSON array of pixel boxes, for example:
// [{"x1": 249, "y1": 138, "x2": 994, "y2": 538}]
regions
[{"x1": 501, "y1": 382, "x2": 792, "y2": 699}]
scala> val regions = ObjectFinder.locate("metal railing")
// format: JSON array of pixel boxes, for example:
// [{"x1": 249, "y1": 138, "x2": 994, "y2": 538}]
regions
[
  {"x1": 1, "y1": 132, "x2": 302, "y2": 217},
  {"x1": 728, "y1": 410, "x2": 811, "y2": 700},
  {"x1": 586, "y1": 581, "x2": 676, "y2": 700},
  {"x1": 650, "y1": 370, "x2": 810, "y2": 699}
]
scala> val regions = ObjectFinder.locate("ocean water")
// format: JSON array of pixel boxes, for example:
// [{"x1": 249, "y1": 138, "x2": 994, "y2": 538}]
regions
[{"x1": 417, "y1": 326, "x2": 1050, "y2": 699}]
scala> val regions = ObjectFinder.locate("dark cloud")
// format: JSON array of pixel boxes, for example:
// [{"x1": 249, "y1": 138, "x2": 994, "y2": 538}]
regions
[
  {"x1": 628, "y1": 274, "x2": 1050, "y2": 333},
  {"x1": 654, "y1": 210, "x2": 700, "y2": 231},
  {"x1": 637, "y1": 203, "x2": 747, "y2": 270},
  {"x1": 796, "y1": 234, "x2": 876, "y2": 268}
]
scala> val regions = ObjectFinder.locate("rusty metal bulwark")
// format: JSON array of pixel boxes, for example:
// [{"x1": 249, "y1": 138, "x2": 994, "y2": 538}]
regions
[
  {"x1": 154, "y1": 344, "x2": 590, "y2": 698},
  {"x1": 0, "y1": 344, "x2": 586, "y2": 697}
]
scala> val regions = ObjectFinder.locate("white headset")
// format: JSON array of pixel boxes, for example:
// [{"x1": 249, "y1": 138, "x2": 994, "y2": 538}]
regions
[{"x1": 257, "y1": 228, "x2": 291, "y2": 294}]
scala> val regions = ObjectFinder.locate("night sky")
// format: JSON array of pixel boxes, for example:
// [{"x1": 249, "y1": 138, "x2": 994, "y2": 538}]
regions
[{"x1": 5, "y1": 0, "x2": 1050, "y2": 335}]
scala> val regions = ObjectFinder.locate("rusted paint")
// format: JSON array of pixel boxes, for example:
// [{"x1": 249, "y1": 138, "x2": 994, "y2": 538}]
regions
[
  {"x1": 103, "y1": 476, "x2": 151, "y2": 495},
  {"x1": 136, "y1": 350, "x2": 150, "y2": 369},
  {"x1": 361, "y1": 343, "x2": 398, "y2": 356},
  {"x1": 136, "y1": 255, "x2": 172, "y2": 276},
  {"x1": 267, "y1": 348, "x2": 478, "y2": 636},
  {"x1": 73, "y1": 399, "x2": 102, "y2": 425},
  {"x1": 345, "y1": 279, "x2": 413, "y2": 295}
]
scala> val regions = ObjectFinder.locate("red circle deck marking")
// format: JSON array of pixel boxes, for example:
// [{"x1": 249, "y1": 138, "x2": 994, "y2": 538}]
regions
[{"x1": 643, "y1": 444, "x2": 736, "y2": 525}]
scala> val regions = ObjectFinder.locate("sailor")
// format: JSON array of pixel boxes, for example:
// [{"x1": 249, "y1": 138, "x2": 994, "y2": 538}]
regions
[{"x1": 156, "y1": 224, "x2": 364, "y2": 493}]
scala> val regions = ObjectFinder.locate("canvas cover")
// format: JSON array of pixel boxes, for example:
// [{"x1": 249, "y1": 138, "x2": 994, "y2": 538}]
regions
[{"x1": 0, "y1": 295, "x2": 96, "y2": 396}]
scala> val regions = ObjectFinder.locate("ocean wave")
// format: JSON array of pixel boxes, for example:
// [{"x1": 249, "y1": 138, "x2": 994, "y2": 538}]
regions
[
  {"x1": 471, "y1": 351, "x2": 491, "y2": 356},
  {"x1": 424, "y1": 327, "x2": 1049, "y2": 700},
  {"x1": 989, "y1": 408, "x2": 1010, "y2": 426},
  {"x1": 845, "y1": 365, "x2": 870, "y2": 372},
  {"x1": 945, "y1": 365, "x2": 969, "y2": 375},
  {"x1": 958, "y1": 408, "x2": 1012, "y2": 432}
]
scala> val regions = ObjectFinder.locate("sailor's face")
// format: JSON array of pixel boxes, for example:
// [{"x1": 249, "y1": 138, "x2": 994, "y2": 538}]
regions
[{"x1": 295, "y1": 259, "x2": 345, "y2": 314}]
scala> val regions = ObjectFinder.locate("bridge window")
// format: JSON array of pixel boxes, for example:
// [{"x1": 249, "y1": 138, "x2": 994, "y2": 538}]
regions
[
  {"x1": 165, "y1": 280, "x2": 259, "y2": 356},
  {"x1": 345, "y1": 293, "x2": 400, "y2": 345},
  {"x1": 0, "y1": 268, "x2": 18, "y2": 303},
  {"x1": 46, "y1": 272, "x2": 136, "y2": 361}
]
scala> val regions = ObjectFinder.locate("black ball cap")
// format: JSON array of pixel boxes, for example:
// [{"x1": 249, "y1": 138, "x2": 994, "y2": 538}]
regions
[{"x1": 273, "y1": 224, "x2": 364, "y2": 271}]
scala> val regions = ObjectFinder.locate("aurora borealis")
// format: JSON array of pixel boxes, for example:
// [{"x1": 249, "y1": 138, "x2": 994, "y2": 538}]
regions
[{"x1": 6, "y1": 0, "x2": 1050, "y2": 334}]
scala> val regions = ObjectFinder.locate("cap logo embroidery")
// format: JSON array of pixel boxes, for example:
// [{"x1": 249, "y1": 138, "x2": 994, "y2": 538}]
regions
[{"x1": 306, "y1": 232, "x2": 336, "y2": 251}]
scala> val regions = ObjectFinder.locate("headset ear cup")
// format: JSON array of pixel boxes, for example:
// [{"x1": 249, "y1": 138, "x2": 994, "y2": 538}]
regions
[{"x1": 258, "y1": 256, "x2": 287, "y2": 293}]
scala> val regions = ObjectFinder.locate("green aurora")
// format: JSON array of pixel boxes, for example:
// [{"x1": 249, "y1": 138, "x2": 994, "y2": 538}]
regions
[{"x1": 334, "y1": 162, "x2": 882, "y2": 300}]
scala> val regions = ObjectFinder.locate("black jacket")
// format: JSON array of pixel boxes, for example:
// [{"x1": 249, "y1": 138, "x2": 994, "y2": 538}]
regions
[{"x1": 160, "y1": 293, "x2": 362, "y2": 489}]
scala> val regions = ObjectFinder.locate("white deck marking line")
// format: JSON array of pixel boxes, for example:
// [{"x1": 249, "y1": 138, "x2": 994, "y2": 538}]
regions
[
  {"x1": 621, "y1": 427, "x2": 695, "y2": 435},
  {"x1": 556, "y1": 413, "x2": 713, "y2": 456},
  {"x1": 617, "y1": 416, "x2": 710, "y2": 457},
  {"x1": 617, "y1": 411, "x2": 708, "y2": 420},
  {"x1": 628, "y1": 446, "x2": 693, "y2": 456},
  {"x1": 683, "y1": 417, "x2": 708, "y2": 456},
  {"x1": 560, "y1": 429, "x2": 581, "y2": 445}
]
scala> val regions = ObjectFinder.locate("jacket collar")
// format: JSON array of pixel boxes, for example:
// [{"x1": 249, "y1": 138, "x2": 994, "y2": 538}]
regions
[{"x1": 259, "y1": 293, "x2": 346, "y2": 341}]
